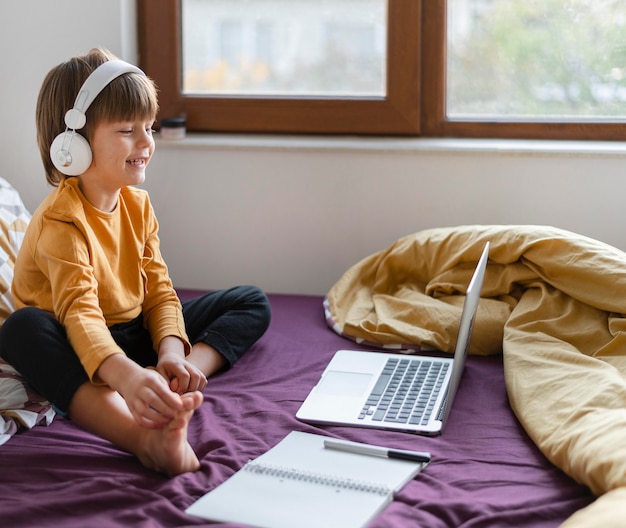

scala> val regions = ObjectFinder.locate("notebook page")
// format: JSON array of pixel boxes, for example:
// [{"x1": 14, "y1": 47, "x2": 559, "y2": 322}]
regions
[
  {"x1": 186, "y1": 432, "x2": 426, "y2": 528},
  {"x1": 186, "y1": 463, "x2": 391, "y2": 528}
]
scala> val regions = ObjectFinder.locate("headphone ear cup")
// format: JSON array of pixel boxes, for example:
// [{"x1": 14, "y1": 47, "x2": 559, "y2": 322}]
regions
[{"x1": 50, "y1": 131, "x2": 93, "y2": 176}]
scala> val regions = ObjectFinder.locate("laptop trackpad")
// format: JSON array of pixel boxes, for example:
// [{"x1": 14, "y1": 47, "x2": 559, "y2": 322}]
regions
[{"x1": 316, "y1": 371, "x2": 372, "y2": 397}]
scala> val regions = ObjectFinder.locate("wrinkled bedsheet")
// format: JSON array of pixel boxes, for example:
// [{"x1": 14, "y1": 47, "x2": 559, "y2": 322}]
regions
[
  {"x1": 326, "y1": 225, "x2": 626, "y2": 525},
  {"x1": 0, "y1": 291, "x2": 592, "y2": 527}
]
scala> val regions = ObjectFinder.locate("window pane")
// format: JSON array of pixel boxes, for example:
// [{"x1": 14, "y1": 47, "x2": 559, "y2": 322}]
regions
[
  {"x1": 447, "y1": 0, "x2": 626, "y2": 120},
  {"x1": 181, "y1": 0, "x2": 387, "y2": 97}
]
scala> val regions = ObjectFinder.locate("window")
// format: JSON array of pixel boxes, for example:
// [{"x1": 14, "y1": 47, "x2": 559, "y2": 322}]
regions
[
  {"x1": 181, "y1": 0, "x2": 387, "y2": 97},
  {"x1": 137, "y1": 0, "x2": 626, "y2": 140},
  {"x1": 138, "y1": 0, "x2": 418, "y2": 135}
]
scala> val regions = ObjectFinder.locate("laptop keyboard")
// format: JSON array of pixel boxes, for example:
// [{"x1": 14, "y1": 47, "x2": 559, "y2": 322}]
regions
[{"x1": 359, "y1": 357, "x2": 450, "y2": 426}]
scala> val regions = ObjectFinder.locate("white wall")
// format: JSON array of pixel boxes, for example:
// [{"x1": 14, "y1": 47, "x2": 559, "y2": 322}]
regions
[
  {"x1": 2, "y1": 1, "x2": 626, "y2": 295},
  {"x1": 0, "y1": 1, "x2": 137, "y2": 210}
]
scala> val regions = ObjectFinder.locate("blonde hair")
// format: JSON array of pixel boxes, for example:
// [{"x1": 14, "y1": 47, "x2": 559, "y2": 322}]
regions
[{"x1": 36, "y1": 48, "x2": 159, "y2": 186}]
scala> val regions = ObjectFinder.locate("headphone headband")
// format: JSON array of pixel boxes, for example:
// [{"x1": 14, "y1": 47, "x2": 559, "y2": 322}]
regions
[{"x1": 64, "y1": 60, "x2": 145, "y2": 130}]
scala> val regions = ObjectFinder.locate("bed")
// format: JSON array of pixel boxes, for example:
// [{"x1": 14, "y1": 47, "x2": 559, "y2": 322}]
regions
[
  {"x1": 0, "y1": 287, "x2": 593, "y2": 527},
  {"x1": 0, "y1": 178, "x2": 608, "y2": 526}
]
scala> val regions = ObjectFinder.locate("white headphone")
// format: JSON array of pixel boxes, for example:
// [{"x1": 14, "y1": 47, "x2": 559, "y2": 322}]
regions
[{"x1": 50, "y1": 60, "x2": 145, "y2": 176}]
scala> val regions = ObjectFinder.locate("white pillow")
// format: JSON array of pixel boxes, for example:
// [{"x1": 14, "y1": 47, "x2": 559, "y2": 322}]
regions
[{"x1": 0, "y1": 177, "x2": 31, "y2": 324}]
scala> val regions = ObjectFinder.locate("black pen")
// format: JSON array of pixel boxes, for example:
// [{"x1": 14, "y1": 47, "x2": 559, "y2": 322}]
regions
[{"x1": 323, "y1": 439, "x2": 431, "y2": 464}]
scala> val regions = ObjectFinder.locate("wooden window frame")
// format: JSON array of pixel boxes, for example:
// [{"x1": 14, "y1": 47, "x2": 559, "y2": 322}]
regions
[{"x1": 137, "y1": 0, "x2": 626, "y2": 140}]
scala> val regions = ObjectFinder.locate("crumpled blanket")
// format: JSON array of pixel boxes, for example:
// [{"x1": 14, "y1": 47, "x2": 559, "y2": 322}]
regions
[
  {"x1": 0, "y1": 358, "x2": 55, "y2": 445},
  {"x1": 325, "y1": 225, "x2": 626, "y2": 526}
]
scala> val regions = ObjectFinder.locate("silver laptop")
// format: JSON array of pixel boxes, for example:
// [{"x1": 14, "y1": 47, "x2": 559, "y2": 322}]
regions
[{"x1": 297, "y1": 242, "x2": 490, "y2": 436}]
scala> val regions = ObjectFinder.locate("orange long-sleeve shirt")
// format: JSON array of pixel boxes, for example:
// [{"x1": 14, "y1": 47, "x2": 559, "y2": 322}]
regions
[{"x1": 12, "y1": 177, "x2": 190, "y2": 381}]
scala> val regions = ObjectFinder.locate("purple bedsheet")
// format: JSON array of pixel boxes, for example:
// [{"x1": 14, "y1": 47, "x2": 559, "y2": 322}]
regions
[{"x1": 0, "y1": 292, "x2": 593, "y2": 527}]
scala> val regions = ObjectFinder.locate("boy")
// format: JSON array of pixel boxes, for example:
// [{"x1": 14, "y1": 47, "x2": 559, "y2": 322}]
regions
[{"x1": 0, "y1": 49, "x2": 271, "y2": 476}]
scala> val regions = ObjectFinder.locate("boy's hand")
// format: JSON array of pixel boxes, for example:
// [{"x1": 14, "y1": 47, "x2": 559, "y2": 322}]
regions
[
  {"x1": 157, "y1": 336, "x2": 208, "y2": 394},
  {"x1": 156, "y1": 354, "x2": 208, "y2": 394},
  {"x1": 97, "y1": 354, "x2": 184, "y2": 428}
]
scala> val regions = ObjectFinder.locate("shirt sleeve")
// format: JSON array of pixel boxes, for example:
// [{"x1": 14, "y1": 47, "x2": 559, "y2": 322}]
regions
[
  {"x1": 139, "y1": 202, "x2": 191, "y2": 355},
  {"x1": 35, "y1": 217, "x2": 126, "y2": 382}
]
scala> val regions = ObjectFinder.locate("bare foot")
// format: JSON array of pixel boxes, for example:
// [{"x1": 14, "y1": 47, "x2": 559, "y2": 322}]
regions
[{"x1": 137, "y1": 391, "x2": 204, "y2": 476}]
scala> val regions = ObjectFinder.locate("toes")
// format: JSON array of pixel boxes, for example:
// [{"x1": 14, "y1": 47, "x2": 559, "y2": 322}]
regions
[{"x1": 182, "y1": 391, "x2": 203, "y2": 410}]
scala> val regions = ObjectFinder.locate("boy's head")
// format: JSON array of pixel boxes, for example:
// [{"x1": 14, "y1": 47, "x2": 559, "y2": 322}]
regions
[{"x1": 36, "y1": 48, "x2": 159, "y2": 186}]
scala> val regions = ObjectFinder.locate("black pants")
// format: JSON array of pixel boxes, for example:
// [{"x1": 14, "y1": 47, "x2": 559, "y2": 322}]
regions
[{"x1": 0, "y1": 285, "x2": 271, "y2": 415}]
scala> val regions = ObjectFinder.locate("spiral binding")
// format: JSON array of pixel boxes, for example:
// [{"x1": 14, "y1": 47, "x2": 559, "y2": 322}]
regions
[{"x1": 243, "y1": 460, "x2": 391, "y2": 496}]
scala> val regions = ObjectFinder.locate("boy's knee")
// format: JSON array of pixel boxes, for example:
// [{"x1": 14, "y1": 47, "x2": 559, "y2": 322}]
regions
[
  {"x1": 241, "y1": 285, "x2": 272, "y2": 329},
  {"x1": 1, "y1": 307, "x2": 42, "y2": 351},
  {"x1": 6, "y1": 306, "x2": 43, "y2": 323},
  {"x1": 0, "y1": 307, "x2": 61, "y2": 361}
]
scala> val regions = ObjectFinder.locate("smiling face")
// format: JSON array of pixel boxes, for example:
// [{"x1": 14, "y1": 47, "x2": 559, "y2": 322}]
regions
[{"x1": 78, "y1": 118, "x2": 156, "y2": 212}]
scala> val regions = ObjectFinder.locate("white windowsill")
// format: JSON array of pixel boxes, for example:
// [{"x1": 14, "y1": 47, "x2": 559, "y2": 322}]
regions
[{"x1": 155, "y1": 133, "x2": 626, "y2": 159}]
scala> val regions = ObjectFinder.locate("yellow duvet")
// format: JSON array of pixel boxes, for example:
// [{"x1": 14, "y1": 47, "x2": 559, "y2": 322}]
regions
[{"x1": 326, "y1": 225, "x2": 626, "y2": 526}]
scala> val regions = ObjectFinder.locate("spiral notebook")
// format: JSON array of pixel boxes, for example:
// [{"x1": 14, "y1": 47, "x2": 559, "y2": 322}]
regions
[{"x1": 185, "y1": 431, "x2": 427, "y2": 528}]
